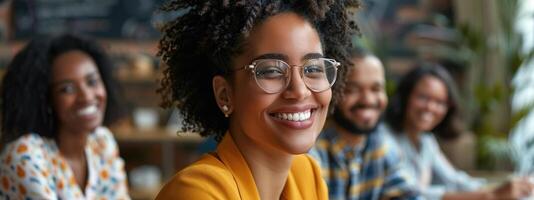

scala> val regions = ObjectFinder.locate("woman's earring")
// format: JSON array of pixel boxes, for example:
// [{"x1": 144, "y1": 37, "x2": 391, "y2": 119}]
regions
[{"x1": 222, "y1": 105, "x2": 229, "y2": 117}]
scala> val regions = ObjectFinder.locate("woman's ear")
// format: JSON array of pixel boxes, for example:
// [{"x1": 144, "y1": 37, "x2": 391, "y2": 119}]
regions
[{"x1": 213, "y1": 75, "x2": 233, "y2": 117}]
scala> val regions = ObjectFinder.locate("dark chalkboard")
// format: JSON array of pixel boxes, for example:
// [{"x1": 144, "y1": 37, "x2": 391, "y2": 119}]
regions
[{"x1": 11, "y1": 0, "x2": 173, "y2": 40}]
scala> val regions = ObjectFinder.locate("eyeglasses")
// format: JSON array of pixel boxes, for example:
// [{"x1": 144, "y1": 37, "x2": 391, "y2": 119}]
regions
[
  {"x1": 234, "y1": 58, "x2": 340, "y2": 94},
  {"x1": 414, "y1": 93, "x2": 449, "y2": 111}
]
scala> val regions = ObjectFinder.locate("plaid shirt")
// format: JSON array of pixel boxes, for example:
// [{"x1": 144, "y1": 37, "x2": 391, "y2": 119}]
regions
[{"x1": 309, "y1": 125, "x2": 421, "y2": 200}]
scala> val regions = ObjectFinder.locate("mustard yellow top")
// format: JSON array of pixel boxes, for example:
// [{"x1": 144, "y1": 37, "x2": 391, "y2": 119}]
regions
[{"x1": 155, "y1": 133, "x2": 328, "y2": 200}]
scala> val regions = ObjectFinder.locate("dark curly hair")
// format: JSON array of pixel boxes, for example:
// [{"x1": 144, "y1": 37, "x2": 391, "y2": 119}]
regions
[
  {"x1": 386, "y1": 63, "x2": 464, "y2": 139},
  {"x1": 158, "y1": 0, "x2": 361, "y2": 140},
  {"x1": 0, "y1": 33, "x2": 125, "y2": 145}
]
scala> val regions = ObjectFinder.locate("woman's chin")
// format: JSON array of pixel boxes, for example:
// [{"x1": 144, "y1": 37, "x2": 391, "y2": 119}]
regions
[{"x1": 283, "y1": 139, "x2": 317, "y2": 155}]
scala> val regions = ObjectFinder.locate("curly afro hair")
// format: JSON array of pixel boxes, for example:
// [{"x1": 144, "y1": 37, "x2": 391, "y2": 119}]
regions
[{"x1": 158, "y1": 0, "x2": 361, "y2": 140}]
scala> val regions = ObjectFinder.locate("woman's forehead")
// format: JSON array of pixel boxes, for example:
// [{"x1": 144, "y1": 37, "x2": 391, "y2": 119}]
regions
[
  {"x1": 242, "y1": 12, "x2": 323, "y2": 62},
  {"x1": 51, "y1": 50, "x2": 99, "y2": 81}
]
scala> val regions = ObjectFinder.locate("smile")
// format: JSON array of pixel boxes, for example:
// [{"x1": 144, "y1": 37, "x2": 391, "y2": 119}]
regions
[
  {"x1": 273, "y1": 110, "x2": 312, "y2": 122},
  {"x1": 420, "y1": 112, "x2": 434, "y2": 122},
  {"x1": 77, "y1": 104, "x2": 98, "y2": 116}
]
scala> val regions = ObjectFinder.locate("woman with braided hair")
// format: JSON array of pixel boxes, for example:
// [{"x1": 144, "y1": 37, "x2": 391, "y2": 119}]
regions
[{"x1": 155, "y1": 0, "x2": 360, "y2": 199}]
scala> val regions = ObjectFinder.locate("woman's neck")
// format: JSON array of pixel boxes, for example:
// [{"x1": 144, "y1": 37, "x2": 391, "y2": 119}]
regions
[
  {"x1": 230, "y1": 130, "x2": 293, "y2": 200},
  {"x1": 57, "y1": 128, "x2": 89, "y2": 158},
  {"x1": 56, "y1": 128, "x2": 91, "y2": 191}
]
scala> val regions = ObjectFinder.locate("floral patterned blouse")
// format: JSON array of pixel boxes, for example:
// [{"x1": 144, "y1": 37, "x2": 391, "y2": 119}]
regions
[{"x1": 0, "y1": 127, "x2": 130, "y2": 200}]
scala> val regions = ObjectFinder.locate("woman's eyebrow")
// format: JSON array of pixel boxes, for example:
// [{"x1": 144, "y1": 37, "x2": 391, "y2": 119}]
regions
[
  {"x1": 252, "y1": 53, "x2": 288, "y2": 61},
  {"x1": 302, "y1": 53, "x2": 324, "y2": 60},
  {"x1": 252, "y1": 53, "x2": 324, "y2": 61}
]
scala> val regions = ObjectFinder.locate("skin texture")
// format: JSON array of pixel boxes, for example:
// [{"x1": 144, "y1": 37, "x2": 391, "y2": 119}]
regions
[
  {"x1": 404, "y1": 75, "x2": 449, "y2": 144},
  {"x1": 52, "y1": 50, "x2": 107, "y2": 135},
  {"x1": 51, "y1": 50, "x2": 107, "y2": 189},
  {"x1": 213, "y1": 12, "x2": 331, "y2": 200},
  {"x1": 335, "y1": 55, "x2": 387, "y2": 146}
]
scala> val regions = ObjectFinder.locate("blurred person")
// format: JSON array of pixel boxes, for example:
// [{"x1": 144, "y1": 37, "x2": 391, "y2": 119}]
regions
[
  {"x1": 154, "y1": 1, "x2": 360, "y2": 199},
  {"x1": 309, "y1": 48, "x2": 421, "y2": 200},
  {"x1": 0, "y1": 34, "x2": 129, "y2": 199},
  {"x1": 386, "y1": 63, "x2": 534, "y2": 200}
]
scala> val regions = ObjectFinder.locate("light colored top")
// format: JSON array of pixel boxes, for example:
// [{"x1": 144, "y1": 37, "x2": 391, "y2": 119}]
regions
[
  {"x1": 0, "y1": 127, "x2": 130, "y2": 200},
  {"x1": 156, "y1": 132, "x2": 328, "y2": 200},
  {"x1": 388, "y1": 130, "x2": 485, "y2": 200}
]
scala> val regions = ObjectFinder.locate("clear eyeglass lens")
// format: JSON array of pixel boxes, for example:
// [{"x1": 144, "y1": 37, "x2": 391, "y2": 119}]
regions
[
  {"x1": 302, "y1": 59, "x2": 337, "y2": 92},
  {"x1": 252, "y1": 58, "x2": 337, "y2": 93}
]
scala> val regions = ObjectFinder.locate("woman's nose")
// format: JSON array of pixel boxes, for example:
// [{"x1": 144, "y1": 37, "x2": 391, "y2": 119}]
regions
[
  {"x1": 77, "y1": 85, "x2": 94, "y2": 104},
  {"x1": 282, "y1": 67, "x2": 311, "y2": 100}
]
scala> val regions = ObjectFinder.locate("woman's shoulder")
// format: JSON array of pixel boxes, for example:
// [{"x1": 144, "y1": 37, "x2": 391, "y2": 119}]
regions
[
  {"x1": 420, "y1": 132, "x2": 445, "y2": 154},
  {"x1": 176, "y1": 153, "x2": 234, "y2": 179},
  {"x1": 0, "y1": 133, "x2": 54, "y2": 193},
  {"x1": 155, "y1": 153, "x2": 238, "y2": 199},
  {"x1": 1, "y1": 133, "x2": 52, "y2": 162},
  {"x1": 91, "y1": 126, "x2": 115, "y2": 142},
  {"x1": 4, "y1": 133, "x2": 48, "y2": 147},
  {"x1": 88, "y1": 126, "x2": 120, "y2": 157}
]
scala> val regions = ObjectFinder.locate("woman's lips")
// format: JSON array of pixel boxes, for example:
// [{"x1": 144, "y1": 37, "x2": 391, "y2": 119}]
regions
[
  {"x1": 77, "y1": 104, "x2": 99, "y2": 116},
  {"x1": 269, "y1": 108, "x2": 316, "y2": 129}
]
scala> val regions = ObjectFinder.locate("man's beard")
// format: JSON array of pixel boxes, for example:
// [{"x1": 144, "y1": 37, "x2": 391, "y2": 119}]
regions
[{"x1": 332, "y1": 105, "x2": 381, "y2": 136}]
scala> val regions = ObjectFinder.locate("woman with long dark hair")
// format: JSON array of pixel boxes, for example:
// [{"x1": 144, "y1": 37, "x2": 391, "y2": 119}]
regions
[
  {"x1": 386, "y1": 63, "x2": 533, "y2": 200},
  {"x1": 0, "y1": 34, "x2": 129, "y2": 199}
]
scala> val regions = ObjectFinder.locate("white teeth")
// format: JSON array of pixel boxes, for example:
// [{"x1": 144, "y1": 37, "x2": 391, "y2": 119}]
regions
[
  {"x1": 274, "y1": 110, "x2": 312, "y2": 122},
  {"x1": 291, "y1": 113, "x2": 298, "y2": 120},
  {"x1": 78, "y1": 105, "x2": 98, "y2": 116},
  {"x1": 421, "y1": 112, "x2": 433, "y2": 122}
]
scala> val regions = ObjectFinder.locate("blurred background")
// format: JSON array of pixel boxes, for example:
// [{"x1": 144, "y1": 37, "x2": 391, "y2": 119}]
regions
[{"x1": 0, "y1": 0, "x2": 532, "y2": 199}]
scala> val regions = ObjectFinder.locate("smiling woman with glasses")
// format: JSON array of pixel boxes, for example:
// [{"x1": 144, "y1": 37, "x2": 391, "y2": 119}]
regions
[
  {"x1": 386, "y1": 63, "x2": 534, "y2": 200},
  {"x1": 154, "y1": 1, "x2": 360, "y2": 199}
]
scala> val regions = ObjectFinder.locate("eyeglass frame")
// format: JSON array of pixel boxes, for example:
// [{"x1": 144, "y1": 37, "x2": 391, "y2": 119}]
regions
[
  {"x1": 232, "y1": 58, "x2": 340, "y2": 94},
  {"x1": 412, "y1": 93, "x2": 449, "y2": 112}
]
